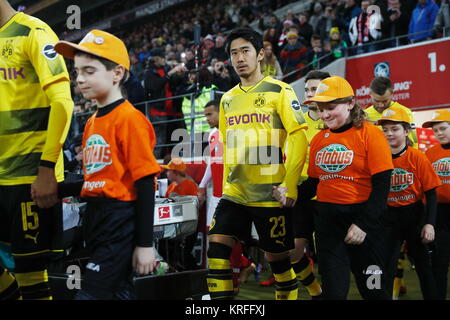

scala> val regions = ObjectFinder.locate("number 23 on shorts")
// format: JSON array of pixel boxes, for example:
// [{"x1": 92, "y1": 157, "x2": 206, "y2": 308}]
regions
[{"x1": 269, "y1": 216, "x2": 286, "y2": 238}]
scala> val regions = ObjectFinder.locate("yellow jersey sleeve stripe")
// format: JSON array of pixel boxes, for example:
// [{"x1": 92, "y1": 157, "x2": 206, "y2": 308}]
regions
[{"x1": 0, "y1": 107, "x2": 49, "y2": 135}]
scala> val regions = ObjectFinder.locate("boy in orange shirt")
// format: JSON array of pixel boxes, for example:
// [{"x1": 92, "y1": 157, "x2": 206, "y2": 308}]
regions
[
  {"x1": 161, "y1": 158, "x2": 198, "y2": 197},
  {"x1": 423, "y1": 109, "x2": 450, "y2": 300},
  {"x1": 55, "y1": 30, "x2": 161, "y2": 299},
  {"x1": 377, "y1": 106, "x2": 441, "y2": 300}
]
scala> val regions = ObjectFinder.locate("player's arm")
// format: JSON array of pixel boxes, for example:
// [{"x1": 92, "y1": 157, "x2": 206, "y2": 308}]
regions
[
  {"x1": 278, "y1": 85, "x2": 308, "y2": 205},
  {"x1": 218, "y1": 96, "x2": 228, "y2": 193},
  {"x1": 198, "y1": 163, "x2": 212, "y2": 205},
  {"x1": 31, "y1": 79, "x2": 73, "y2": 208},
  {"x1": 281, "y1": 129, "x2": 308, "y2": 204},
  {"x1": 26, "y1": 26, "x2": 74, "y2": 207}
]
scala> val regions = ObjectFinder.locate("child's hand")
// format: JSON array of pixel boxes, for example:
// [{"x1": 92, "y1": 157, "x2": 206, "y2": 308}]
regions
[
  {"x1": 421, "y1": 224, "x2": 435, "y2": 244},
  {"x1": 132, "y1": 246, "x2": 157, "y2": 275},
  {"x1": 272, "y1": 186, "x2": 296, "y2": 207}
]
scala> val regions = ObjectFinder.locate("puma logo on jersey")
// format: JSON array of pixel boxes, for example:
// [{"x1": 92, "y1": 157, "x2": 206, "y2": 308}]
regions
[
  {"x1": 25, "y1": 232, "x2": 39, "y2": 244},
  {"x1": 275, "y1": 240, "x2": 285, "y2": 246}
]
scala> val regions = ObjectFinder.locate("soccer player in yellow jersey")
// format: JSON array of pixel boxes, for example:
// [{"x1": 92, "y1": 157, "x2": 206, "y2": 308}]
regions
[
  {"x1": 288, "y1": 70, "x2": 332, "y2": 299},
  {"x1": 0, "y1": 1, "x2": 73, "y2": 300},
  {"x1": 365, "y1": 77, "x2": 418, "y2": 148},
  {"x1": 206, "y1": 27, "x2": 308, "y2": 300}
]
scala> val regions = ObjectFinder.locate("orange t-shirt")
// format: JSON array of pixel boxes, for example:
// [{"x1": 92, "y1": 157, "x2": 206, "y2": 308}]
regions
[
  {"x1": 425, "y1": 144, "x2": 450, "y2": 203},
  {"x1": 165, "y1": 178, "x2": 199, "y2": 198},
  {"x1": 308, "y1": 121, "x2": 393, "y2": 205},
  {"x1": 388, "y1": 147, "x2": 441, "y2": 207},
  {"x1": 81, "y1": 100, "x2": 161, "y2": 201}
]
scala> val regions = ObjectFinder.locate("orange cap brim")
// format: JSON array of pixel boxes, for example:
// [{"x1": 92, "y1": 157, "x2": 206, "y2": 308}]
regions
[
  {"x1": 55, "y1": 41, "x2": 100, "y2": 60},
  {"x1": 303, "y1": 96, "x2": 341, "y2": 104},
  {"x1": 422, "y1": 121, "x2": 442, "y2": 128},
  {"x1": 375, "y1": 119, "x2": 408, "y2": 126}
]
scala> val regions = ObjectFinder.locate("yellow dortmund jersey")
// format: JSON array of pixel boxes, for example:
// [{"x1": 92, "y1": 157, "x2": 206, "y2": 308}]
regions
[
  {"x1": 300, "y1": 111, "x2": 323, "y2": 181},
  {"x1": 219, "y1": 76, "x2": 307, "y2": 207},
  {"x1": 0, "y1": 12, "x2": 69, "y2": 185},
  {"x1": 365, "y1": 102, "x2": 418, "y2": 148}
]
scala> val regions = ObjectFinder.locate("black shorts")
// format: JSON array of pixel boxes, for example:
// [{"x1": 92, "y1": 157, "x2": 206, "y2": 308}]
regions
[
  {"x1": 0, "y1": 184, "x2": 63, "y2": 259},
  {"x1": 208, "y1": 198, "x2": 294, "y2": 254},
  {"x1": 79, "y1": 198, "x2": 136, "y2": 299},
  {"x1": 293, "y1": 197, "x2": 316, "y2": 239}
]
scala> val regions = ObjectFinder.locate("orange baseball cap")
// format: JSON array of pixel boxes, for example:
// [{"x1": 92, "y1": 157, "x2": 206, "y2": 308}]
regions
[
  {"x1": 304, "y1": 76, "x2": 354, "y2": 104},
  {"x1": 375, "y1": 106, "x2": 411, "y2": 125},
  {"x1": 54, "y1": 29, "x2": 130, "y2": 70},
  {"x1": 422, "y1": 109, "x2": 450, "y2": 128},
  {"x1": 160, "y1": 158, "x2": 187, "y2": 172}
]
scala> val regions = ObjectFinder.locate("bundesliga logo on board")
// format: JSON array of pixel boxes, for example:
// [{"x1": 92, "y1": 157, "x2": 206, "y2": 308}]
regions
[
  {"x1": 315, "y1": 144, "x2": 354, "y2": 173},
  {"x1": 390, "y1": 168, "x2": 414, "y2": 192}
]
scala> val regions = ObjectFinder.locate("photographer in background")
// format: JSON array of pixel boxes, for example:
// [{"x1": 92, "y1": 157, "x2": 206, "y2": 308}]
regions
[
  {"x1": 212, "y1": 60, "x2": 234, "y2": 92},
  {"x1": 383, "y1": 0, "x2": 412, "y2": 47},
  {"x1": 144, "y1": 48, "x2": 187, "y2": 159}
]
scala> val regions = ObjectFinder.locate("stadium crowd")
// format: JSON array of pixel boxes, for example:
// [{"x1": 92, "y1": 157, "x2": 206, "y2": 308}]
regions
[{"x1": 67, "y1": 0, "x2": 450, "y2": 159}]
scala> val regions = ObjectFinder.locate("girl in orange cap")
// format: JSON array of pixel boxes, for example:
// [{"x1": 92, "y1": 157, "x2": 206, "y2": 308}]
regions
[
  {"x1": 423, "y1": 109, "x2": 450, "y2": 300},
  {"x1": 377, "y1": 106, "x2": 440, "y2": 300},
  {"x1": 295, "y1": 75, "x2": 394, "y2": 300}
]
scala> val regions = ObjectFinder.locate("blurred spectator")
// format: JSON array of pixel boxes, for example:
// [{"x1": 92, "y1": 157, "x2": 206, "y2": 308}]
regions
[
  {"x1": 408, "y1": 0, "x2": 439, "y2": 43},
  {"x1": 434, "y1": 0, "x2": 450, "y2": 37},
  {"x1": 279, "y1": 31, "x2": 308, "y2": 78},
  {"x1": 183, "y1": 49, "x2": 196, "y2": 71},
  {"x1": 123, "y1": 72, "x2": 146, "y2": 108},
  {"x1": 306, "y1": 34, "x2": 330, "y2": 70},
  {"x1": 258, "y1": 13, "x2": 283, "y2": 34},
  {"x1": 144, "y1": 47, "x2": 187, "y2": 159},
  {"x1": 349, "y1": 0, "x2": 382, "y2": 53},
  {"x1": 277, "y1": 19, "x2": 295, "y2": 49},
  {"x1": 181, "y1": 67, "x2": 218, "y2": 136},
  {"x1": 383, "y1": 0, "x2": 411, "y2": 46},
  {"x1": 315, "y1": 4, "x2": 339, "y2": 41},
  {"x1": 212, "y1": 60, "x2": 234, "y2": 92},
  {"x1": 210, "y1": 35, "x2": 228, "y2": 61},
  {"x1": 297, "y1": 11, "x2": 314, "y2": 45},
  {"x1": 130, "y1": 53, "x2": 145, "y2": 81},
  {"x1": 203, "y1": 34, "x2": 216, "y2": 50},
  {"x1": 336, "y1": 0, "x2": 362, "y2": 42},
  {"x1": 200, "y1": 47, "x2": 211, "y2": 67},
  {"x1": 329, "y1": 27, "x2": 348, "y2": 58},
  {"x1": 322, "y1": 38, "x2": 336, "y2": 65},
  {"x1": 261, "y1": 41, "x2": 283, "y2": 79},
  {"x1": 263, "y1": 27, "x2": 280, "y2": 56},
  {"x1": 309, "y1": 1, "x2": 324, "y2": 31}
]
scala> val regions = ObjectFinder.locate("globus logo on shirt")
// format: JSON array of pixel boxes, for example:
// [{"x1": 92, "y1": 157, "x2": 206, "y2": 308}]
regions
[
  {"x1": 390, "y1": 168, "x2": 414, "y2": 192},
  {"x1": 315, "y1": 144, "x2": 354, "y2": 173},
  {"x1": 432, "y1": 158, "x2": 450, "y2": 177},
  {"x1": 83, "y1": 134, "x2": 112, "y2": 174}
]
